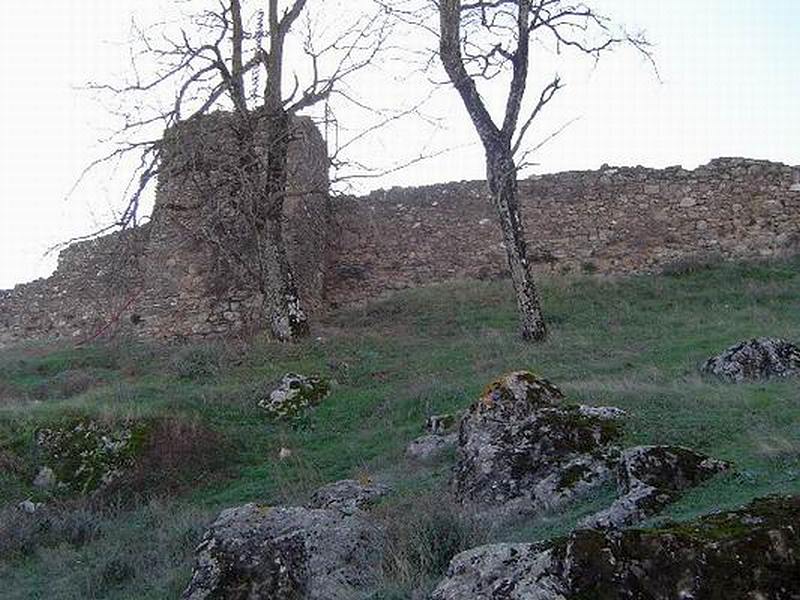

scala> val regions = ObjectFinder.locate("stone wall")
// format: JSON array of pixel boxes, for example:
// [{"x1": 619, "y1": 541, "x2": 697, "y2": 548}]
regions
[
  {"x1": 0, "y1": 112, "x2": 330, "y2": 347},
  {"x1": 2, "y1": 152, "x2": 798, "y2": 347},
  {"x1": 328, "y1": 158, "x2": 800, "y2": 305},
  {"x1": 0, "y1": 227, "x2": 148, "y2": 347},
  {"x1": 135, "y1": 112, "x2": 330, "y2": 340}
]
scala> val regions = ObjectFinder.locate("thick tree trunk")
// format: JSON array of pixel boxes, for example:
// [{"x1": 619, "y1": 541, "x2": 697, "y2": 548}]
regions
[
  {"x1": 261, "y1": 215, "x2": 309, "y2": 341},
  {"x1": 257, "y1": 111, "x2": 310, "y2": 341},
  {"x1": 486, "y1": 152, "x2": 547, "y2": 341}
]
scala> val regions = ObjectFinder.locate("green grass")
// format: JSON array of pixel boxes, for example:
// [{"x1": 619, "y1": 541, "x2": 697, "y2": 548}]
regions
[{"x1": 1, "y1": 256, "x2": 799, "y2": 598}]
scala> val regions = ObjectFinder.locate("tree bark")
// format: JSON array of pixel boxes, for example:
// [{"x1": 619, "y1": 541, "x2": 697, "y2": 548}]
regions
[
  {"x1": 258, "y1": 111, "x2": 310, "y2": 341},
  {"x1": 486, "y1": 151, "x2": 547, "y2": 341},
  {"x1": 439, "y1": 0, "x2": 547, "y2": 341}
]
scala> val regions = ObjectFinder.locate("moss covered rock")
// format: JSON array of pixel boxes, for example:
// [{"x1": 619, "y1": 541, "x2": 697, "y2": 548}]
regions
[
  {"x1": 182, "y1": 504, "x2": 385, "y2": 600},
  {"x1": 454, "y1": 371, "x2": 624, "y2": 517},
  {"x1": 34, "y1": 418, "x2": 148, "y2": 495},
  {"x1": 583, "y1": 446, "x2": 731, "y2": 529},
  {"x1": 259, "y1": 373, "x2": 330, "y2": 420},
  {"x1": 433, "y1": 495, "x2": 800, "y2": 600}
]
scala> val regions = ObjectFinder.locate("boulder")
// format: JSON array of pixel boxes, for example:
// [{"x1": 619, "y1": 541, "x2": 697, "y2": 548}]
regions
[
  {"x1": 405, "y1": 433, "x2": 457, "y2": 462},
  {"x1": 307, "y1": 479, "x2": 391, "y2": 514},
  {"x1": 702, "y1": 337, "x2": 800, "y2": 382},
  {"x1": 34, "y1": 419, "x2": 146, "y2": 494},
  {"x1": 183, "y1": 504, "x2": 384, "y2": 600},
  {"x1": 406, "y1": 412, "x2": 460, "y2": 462},
  {"x1": 431, "y1": 542, "x2": 564, "y2": 600},
  {"x1": 617, "y1": 445, "x2": 730, "y2": 494},
  {"x1": 259, "y1": 373, "x2": 330, "y2": 419},
  {"x1": 432, "y1": 495, "x2": 800, "y2": 600},
  {"x1": 454, "y1": 371, "x2": 623, "y2": 516},
  {"x1": 17, "y1": 499, "x2": 43, "y2": 514},
  {"x1": 583, "y1": 445, "x2": 730, "y2": 529}
]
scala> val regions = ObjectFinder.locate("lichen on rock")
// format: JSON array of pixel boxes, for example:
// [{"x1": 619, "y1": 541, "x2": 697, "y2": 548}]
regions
[
  {"x1": 432, "y1": 495, "x2": 800, "y2": 600},
  {"x1": 307, "y1": 479, "x2": 391, "y2": 514},
  {"x1": 182, "y1": 503, "x2": 385, "y2": 600},
  {"x1": 702, "y1": 337, "x2": 800, "y2": 382},
  {"x1": 258, "y1": 373, "x2": 330, "y2": 420},
  {"x1": 454, "y1": 371, "x2": 624, "y2": 517},
  {"x1": 582, "y1": 445, "x2": 731, "y2": 529},
  {"x1": 34, "y1": 418, "x2": 148, "y2": 495}
]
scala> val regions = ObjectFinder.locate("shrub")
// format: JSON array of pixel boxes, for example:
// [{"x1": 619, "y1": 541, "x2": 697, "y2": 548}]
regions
[
  {"x1": 0, "y1": 380, "x2": 24, "y2": 405},
  {"x1": 32, "y1": 368, "x2": 104, "y2": 400},
  {"x1": 101, "y1": 416, "x2": 231, "y2": 503},
  {"x1": 169, "y1": 343, "x2": 227, "y2": 380},
  {"x1": 0, "y1": 500, "x2": 106, "y2": 560},
  {"x1": 375, "y1": 493, "x2": 486, "y2": 596},
  {"x1": 660, "y1": 254, "x2": 723, "y2": 277}
]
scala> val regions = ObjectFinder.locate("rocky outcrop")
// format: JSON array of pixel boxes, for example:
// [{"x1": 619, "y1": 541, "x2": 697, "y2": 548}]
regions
[
  {"x1": 307, "y1": 479, "x2": 390, "y2": 514},
  {"x1": 454, "y1": 373, "x2": 730, "y2": 525},
  {"x1": 432, "y1": 495, "x2": 800, "y2": 600},
  {"x1": 454, "y1": 371, "x2": 623, "y2": 516},
  {"x1": 182, "y1": 503, "x2": 384, "y2": 600},
  {"x1": 583, "y1": 445, "x2": 730, "y2": 529},
  {"x1": 702, "y1": 337, "x2": 800, "y2": 382},
  {"x1": 258, "y1": 373, "x2": 330, "y2": 420}
]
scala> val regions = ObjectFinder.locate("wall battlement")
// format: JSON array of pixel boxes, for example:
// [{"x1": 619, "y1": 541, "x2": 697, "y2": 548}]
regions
[{"x1": 2, "y1": 151, "x2": 799, "y2": 347}]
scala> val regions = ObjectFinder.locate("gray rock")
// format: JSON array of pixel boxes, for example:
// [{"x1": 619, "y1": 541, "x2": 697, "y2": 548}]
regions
[
  {"x1": 182, "y1": 504, "x2": 384, "y2": 600},
  {"x1": 529, "y1": 449, "x2": 620, "y2": 513},
  {"x1": 577, "y1": 405, "x2": 626, "y2": 420},
  {"x1": 17, "y1": 499, "x2": 43, "y2": 514},
  {"x1": 405, "y1": 433, "x2": 457, "y2": 462},
  {"x1": 582, "y1": 445, "x2": 730, "y2": 529},
  {"x1": 259, "y1": 373, "x2": 330, "y2": 419},
  {"x1": 581, "y1": 483, "x2": 671, "y2": 530},
  {"x1": 701, "y1": 337, "x2": 800, "y2": 382},
  {"x1": 617, "y1": 445, "x2": 730, "y2": 494},
  {"x1": 33, "y1": 466, "x2": 56, "y2": 489},
  {"x1": 431, "y1": 543, "x2": 564, "y2": 600},
  {"x1": 454, "y1": 371, "x2": 622, "y2": 516},
  {"x1": 433, "y1": 495, "x2": 800, "y2": 600},
  {"x1": 308, "y1": 479, "x2": 390, "y2": 514}
]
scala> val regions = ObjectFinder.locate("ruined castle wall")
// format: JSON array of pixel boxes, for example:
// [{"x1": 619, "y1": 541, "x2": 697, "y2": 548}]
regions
[
  {"x1": 0, "y1": 112, "x2": 330, "y2": 346},
  {"x1": 0, "y1": 227, "x2": 148, "y2": 347},
  {"x1": 135, "y1": 112, "x2": 330, "y2": 339},
  {"x1": 328, "y1": 158, "x2": 800, "y2": 304},
  {"x1": 2, "y1": 153, "x2": 798, "y2": 347}
]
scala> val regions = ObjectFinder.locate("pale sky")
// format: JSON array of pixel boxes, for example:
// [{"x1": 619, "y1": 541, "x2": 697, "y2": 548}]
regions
[{"x1": 1, "y1": 0, "x2": 798, "y2": 289}]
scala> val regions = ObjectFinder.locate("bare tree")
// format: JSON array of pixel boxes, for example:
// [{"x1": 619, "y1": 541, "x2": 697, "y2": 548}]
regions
[
  {"x1": 80, "y1": 0, "x2": 390, "y2": 341},
  {"x1": 383, "y1": 0, "x2": 651, "y2": 341}
]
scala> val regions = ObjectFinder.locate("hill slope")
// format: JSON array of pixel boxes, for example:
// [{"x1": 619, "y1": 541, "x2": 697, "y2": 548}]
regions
[{"x1": 1, "y1": 257, "x2": 799, "y2": 598}]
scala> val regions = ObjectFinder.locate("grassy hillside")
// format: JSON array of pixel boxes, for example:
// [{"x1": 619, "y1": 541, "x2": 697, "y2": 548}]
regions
[{"x1": 1, "y1": 257, "x2": 799, "y2": 598}]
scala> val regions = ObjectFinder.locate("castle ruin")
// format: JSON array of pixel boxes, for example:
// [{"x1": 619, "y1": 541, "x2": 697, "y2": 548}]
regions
[{"x1": 1, "y1": 113, "x2": 799, "y2": 347}]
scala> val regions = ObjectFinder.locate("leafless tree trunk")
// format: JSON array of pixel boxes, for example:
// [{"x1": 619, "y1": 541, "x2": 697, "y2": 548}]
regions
[{"x1": 435, "y1": 0, "x2": 651, "y2": 341}]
